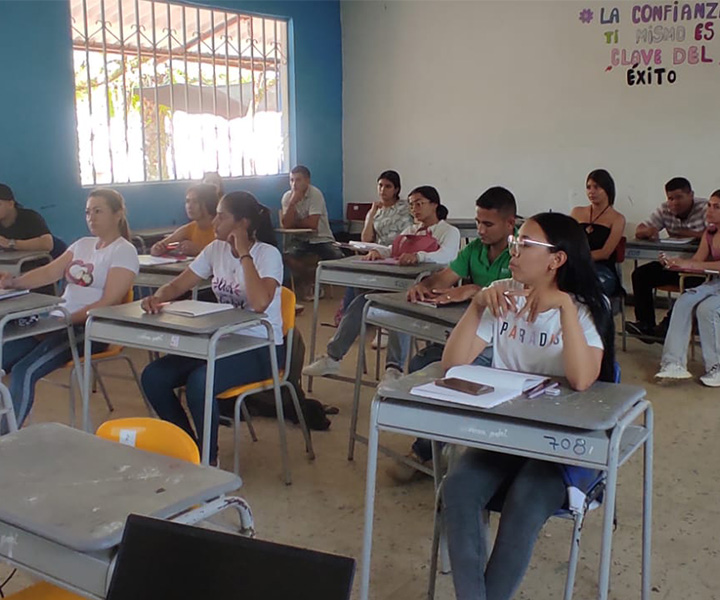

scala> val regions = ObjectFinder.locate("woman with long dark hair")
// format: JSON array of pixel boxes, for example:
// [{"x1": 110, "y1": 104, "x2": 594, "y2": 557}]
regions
[
  {"x1": 140, "y1": 191, "x2": 283, "y2": 466},
  {"x1": 570, "y1": 169, "x2": 626, "y2": 296},
  {"x1": 441, "y1": 212, "x2": 614, "y2": 600}
]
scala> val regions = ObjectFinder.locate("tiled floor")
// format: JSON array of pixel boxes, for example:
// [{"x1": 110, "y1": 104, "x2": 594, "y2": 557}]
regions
[{"x1": 2, "y1": 294, "x2": 719, "y2": 599}]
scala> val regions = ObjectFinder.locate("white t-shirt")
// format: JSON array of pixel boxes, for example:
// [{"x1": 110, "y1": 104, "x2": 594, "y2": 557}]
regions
[
  {"x1": 61, "y1": 237, "x2": 139, "y2": 315},
  {"x1": 475, "y1": 291, "x2": 604, "y2": 377},
  {"x1": 377, "y1": 219, "x2": 461, "y2": 264},
  {"x1": 190, "y1": 240, "x2": 284, "y2": 344},
  {"x1": 280, "y1": 184, "x2": 335, "y2": 244}
]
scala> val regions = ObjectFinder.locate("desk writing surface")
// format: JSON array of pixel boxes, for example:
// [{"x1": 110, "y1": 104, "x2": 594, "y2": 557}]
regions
[
  {"x1": 365, "y1": 292, "x2": 467, "y2": 324},
  {"x1": 319, "y1": 255, "x2": 444, "y2": 276},
  {"x1": 0, "y1": 250, "x2": 50, "y2": 264},
  {"x1": 627, "y1": 238, "x2": 697, "y2": 252},
  {"x1": 0, "y1": 424, "x2": 241, "y2": 552},
  {"x1": 89, "y1": 301, "x2": 265, "y2": 335},
  {"x1": 133, "y1": 226, "x2": 177, "y2": 239},
  {"x1": 378, "y1": 363, "x2": 646, "y2": 432},
  {"x1": 0, "y1": 293, "x2": 61, "y2": 318},
  {"x1": 139, "y1": 260, "x2": 192, "y2": 275}
]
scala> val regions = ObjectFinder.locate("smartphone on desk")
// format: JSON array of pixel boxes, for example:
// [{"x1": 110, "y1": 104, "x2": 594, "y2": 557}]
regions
[{"x1": 435, "y1": 377, "x2": 494, "y2": 396}]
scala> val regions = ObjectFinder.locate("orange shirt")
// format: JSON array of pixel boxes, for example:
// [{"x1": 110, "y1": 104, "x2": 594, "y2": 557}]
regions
[{"x1": 186, "y1": 221, "x2": 215, "y2": 250}]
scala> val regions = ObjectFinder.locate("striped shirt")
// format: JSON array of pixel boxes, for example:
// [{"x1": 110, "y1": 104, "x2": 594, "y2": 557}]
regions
[{"x1": 643, "y1": 197, "x2": 707, "y2": 233}]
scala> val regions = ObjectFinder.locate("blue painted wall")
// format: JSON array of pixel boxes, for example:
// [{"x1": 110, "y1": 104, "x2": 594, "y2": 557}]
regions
[{"x1": 0, "y1": 0, "x2": 342, "y2": 243}]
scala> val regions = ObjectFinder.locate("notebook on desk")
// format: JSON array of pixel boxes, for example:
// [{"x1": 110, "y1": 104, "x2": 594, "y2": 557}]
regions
[
  {"x1": 411, "y1": 365, "x2": 548, "y2": 409},
  {"x1": 106, "y1": 514, "x2": 356, "y2": 600},
  {"x1": 163, "y1": 300, "x2": 233, "y2": 317}
]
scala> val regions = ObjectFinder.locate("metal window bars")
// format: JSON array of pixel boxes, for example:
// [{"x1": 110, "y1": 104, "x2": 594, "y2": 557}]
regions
[{"x1": 70, "y1": 0, "x2": 289, "y2": 185}]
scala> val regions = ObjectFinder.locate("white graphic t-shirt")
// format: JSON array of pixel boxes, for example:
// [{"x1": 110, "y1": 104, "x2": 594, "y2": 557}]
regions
[
  {"x1": 190, "y1": 240, "x2": 284, "y2": 344},
  {"x1": 61, "y1": 236, "x2": 139, "y2": 315},
  {"x1": 475, "y1": 290, "x2": 604, "y2": 377}
]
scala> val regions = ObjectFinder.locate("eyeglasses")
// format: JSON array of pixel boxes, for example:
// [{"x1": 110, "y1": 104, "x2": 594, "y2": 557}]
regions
[{"x1": 507, "y1": 234, "x2": 556, "y2": 256}]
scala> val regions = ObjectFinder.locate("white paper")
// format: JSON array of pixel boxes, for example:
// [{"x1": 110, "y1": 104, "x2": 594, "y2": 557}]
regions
[
  {"x1": 410, "y1": 365, "x2": 548, "y2": 409},
  {"x1": 138, "y1": 254, "x2": 181, "y2": 266},
  {"x1": 659, "y1": 237, "x2": 694, "y2": 245},
  {"x1": 348, "y1": 241, "x2": 388, "y2": 252}
]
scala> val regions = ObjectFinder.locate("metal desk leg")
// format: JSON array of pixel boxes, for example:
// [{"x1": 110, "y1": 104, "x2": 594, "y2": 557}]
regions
[
  {"x1": 202, "y1": 333, "x2": 221, "y2": 466},
  {"x1": 265, "y1": 325, "x2": 291, "y2": 485},
  {"x1": 359, "y1": 397, "x2": 381, "y2": 600},
  {"x1": 641, "y1": 406, "x2": 654, "y2": 600},
  {"x1": 307, "y1": 263, "x2": 323, "y2": 394},
  {"x1": 82, "y1": 316, "x2": 94, "y2": 432},
  {"x1": 348, "y1": 299, "x2": 370, "y2": 461},
  {"x1": 598, "y1": 419, "x2": 624, "y2": 599}
]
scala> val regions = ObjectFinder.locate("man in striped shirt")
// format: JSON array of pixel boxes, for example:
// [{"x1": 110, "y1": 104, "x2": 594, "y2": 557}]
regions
[{"x1": 626, "y1": 177, "x2": 707, "y2": 340}]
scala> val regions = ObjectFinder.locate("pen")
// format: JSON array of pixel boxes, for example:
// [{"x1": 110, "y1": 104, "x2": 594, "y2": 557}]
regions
[{"x1": 527, "y1": 381, "x2": 559, "y2": 400}]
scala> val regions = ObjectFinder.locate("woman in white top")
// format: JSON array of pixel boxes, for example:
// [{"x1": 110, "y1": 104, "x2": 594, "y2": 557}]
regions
[
  {"x1": 0, "y1": 189, "x2": 139, "y2": 431},
  {"x1": 440, "y1": 212, "x2": 615, "y2": 600},
  {"x1": 304, "y1": 185, "x2": 460, "y2": 379},
  {"x1": 140, "y1": 192, "x2": 284, "y2": 466}
]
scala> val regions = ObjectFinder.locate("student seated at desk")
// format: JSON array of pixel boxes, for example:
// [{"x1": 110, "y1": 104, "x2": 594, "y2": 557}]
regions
[
  {"x1": 387, "y1": 186, "x2": 516, "y2": 482},
  {"x1": 303, "y1": 186, "x2": 460, "y2": 378},
  {"x1": 441, "y1": 212, "x2": 614, "y2": 600},
  {"x1": 280, "y1": 165, "x2": 342, "y2": 301},
  {"x1": 336, "y1": 169, "x2": 414, "y2": 326},
  {"x1": 0, "y1": 183, "x2": 54, "y2": 252},
  {"x1": 626, "y1": 177, "x2": 707, "y2": 340},
  {"x1": 570, "y1": 169, "x2": 626, "y2": 296},
  {"x1": 0, "y1": 189, "x2": 138, "y2": 431},
  {"x1": 150, "y1": 184, "x2": 218, "y2": 257},
  {"x1": 655, "y1": 191, "x2": 720, "y2": 386},
  {"x1": 140, "y1": 192, "x2": 284, "y2": 466}
]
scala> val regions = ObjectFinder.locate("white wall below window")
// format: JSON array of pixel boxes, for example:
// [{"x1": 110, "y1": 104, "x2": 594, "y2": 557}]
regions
[{"x1": 341, "y1": 0, "x2": 720, "y2": 226}]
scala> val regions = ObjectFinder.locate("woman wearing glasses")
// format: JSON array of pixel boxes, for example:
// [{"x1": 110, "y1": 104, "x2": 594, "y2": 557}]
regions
[
  {"x1": 304, "y1": 185, "x2": 460, "y2": 379},
  {"x1": 570, "y1": 169, "x2": 626, "y2": 296},
  {"x1": 441, "y1": 213, "x2": 615, "y2": 600}
]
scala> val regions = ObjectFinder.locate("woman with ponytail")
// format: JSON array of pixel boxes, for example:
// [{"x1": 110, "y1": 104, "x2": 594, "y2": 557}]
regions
[
  {"x1": 140, "y1": 191, "x2": 285, "y2": 466},
  {"x1": 0, "y1": 188, "x2": 139, "y2": 431},
  {"x1": 440, "y1": 212, "x2": 614, "y2": 600}
]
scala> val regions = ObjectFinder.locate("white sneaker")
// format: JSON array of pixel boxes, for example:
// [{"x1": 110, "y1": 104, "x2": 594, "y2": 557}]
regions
[
  {"x1": 380, "y1": 367, "x2": 403, "y2": 385},
  {"x1": 371, "y1": 332, "x2": 388, "y2": 349},
  {"x1": 302, "y1": 355, "x2": 341, "y2": 377},
  {"x1": 700, "y1": 365, "x2": 720, "y2": 387},
  {"x1": 655, "y1": 364, "x2": 692, "y2": 381}
]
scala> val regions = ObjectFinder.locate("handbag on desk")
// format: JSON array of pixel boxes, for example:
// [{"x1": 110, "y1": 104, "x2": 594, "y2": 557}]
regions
[{"x1": 391, "y1": 228, "x2": 440, "y2": 258}]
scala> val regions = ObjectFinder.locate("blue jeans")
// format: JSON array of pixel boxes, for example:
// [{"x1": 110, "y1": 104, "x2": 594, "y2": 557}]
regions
[
  {"x1": 327, "y1": 294, "x2": 410, "y2": 368},
  {"x1": 141, "y1": 344, "x2": 285, "y2": 463},
  {"x1": 595, "y1": 263, "x2": 619, "y2": 297},
  {"x1": 410, "y1": 345, "x2": 494, "y2": 462},
  {"x1": 1, "y1": 327, "x2": 102, "y2": 433},
  {"x1": 443, "y1": 450, "x2": 566, "y2": 600}
]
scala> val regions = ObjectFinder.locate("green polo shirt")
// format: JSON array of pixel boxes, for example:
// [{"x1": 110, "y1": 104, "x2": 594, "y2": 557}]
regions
[{"x1": 449, "y1": 239, "x2": 512, "y2": 287}]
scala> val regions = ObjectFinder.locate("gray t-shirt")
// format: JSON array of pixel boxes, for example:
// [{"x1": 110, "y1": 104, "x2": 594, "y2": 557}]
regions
[{"x1": 281, "y1": 184, "x2": 335, "y2": 244}]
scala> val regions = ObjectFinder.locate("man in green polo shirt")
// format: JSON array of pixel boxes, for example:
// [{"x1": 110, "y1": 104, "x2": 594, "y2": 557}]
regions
[{"x1": 387, "y1": 186, "x2": 517, "y2": 482}]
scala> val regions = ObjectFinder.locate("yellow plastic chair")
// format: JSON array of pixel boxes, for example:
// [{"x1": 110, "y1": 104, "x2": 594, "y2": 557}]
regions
[
  {"x1": 216, "y1": 287, "x2": 315, "y2": 481},
  {"x1": 3, "y1": 582, "x2": 82, "y2": 600},
  {"x1": 96, "y1": 417, "x2": 200, "y2": 464}
]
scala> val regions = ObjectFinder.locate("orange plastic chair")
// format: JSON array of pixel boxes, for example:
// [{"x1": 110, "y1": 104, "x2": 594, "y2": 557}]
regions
[
  {"x1": 96, "y1": 417, "x2": 200, "y2": 464},
  {"x1": 3, "y1": 582, "x2": 83, "y2": 600},
  {"x1": 216, "y1": 287, "x2": 315, "y2": 481}
]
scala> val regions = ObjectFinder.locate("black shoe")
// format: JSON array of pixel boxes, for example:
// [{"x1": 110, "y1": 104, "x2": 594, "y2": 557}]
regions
[{"x1": 624, "y1": 321, "x2": 658, "y2": 344}]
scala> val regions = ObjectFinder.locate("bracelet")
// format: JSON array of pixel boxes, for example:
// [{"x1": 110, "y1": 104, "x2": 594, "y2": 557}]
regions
[{"x1": 239, "y1": 254, "x2": 253, "y2": 262}]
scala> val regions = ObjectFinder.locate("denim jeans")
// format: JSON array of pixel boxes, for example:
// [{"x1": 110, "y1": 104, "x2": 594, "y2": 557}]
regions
[
  {"x1": 141, "y1": 344, "x2": 285, "y2": 463},
  {"x1": 410, "y1": 345, "x2": 494, "y2": 462},
  {"x1": 1, "y1": 326, "x2": 103, "y2": 433},
  {"x1": 443, "y1": 450, "x2": 566, "y2": 600},
  {"x1": 661, "y1": 279, "x2": 720, "y2": 371},
  {"x1": 326, "y1": 294, "x2": 410, "y2": 368}
]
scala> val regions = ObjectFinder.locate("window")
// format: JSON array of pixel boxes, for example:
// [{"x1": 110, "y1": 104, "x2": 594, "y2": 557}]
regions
[{"x1": 70, "y1": 0, "x2": 290, "y2": 185}]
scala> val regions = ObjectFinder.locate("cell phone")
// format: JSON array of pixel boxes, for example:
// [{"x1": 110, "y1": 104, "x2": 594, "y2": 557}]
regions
[{"x1": 434, "y1": 377, "x2": 494, "y2": 396}]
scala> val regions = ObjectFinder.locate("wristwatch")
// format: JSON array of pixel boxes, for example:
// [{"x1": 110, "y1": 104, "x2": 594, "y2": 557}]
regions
[{"x1": 8, "y1": 239, "x2": 16, "y2": 249}]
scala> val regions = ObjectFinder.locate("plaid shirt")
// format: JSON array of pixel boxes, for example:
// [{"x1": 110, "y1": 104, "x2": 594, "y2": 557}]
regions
[{"x1": 643, "y1": 197, "x2": 707, "y2": 233}]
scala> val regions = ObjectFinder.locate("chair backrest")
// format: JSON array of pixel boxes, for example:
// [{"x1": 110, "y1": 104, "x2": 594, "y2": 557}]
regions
[
  {"x1": 613, "y1": 361, "x2": 621, "y2": 384},
  {"x1": 615, "y1": 236, "x2": 627, "y2": 263},
  {"x1": 281, "y1": 286, "x2": 295, "y2": 337},
  {"x1": 50, "y1": 235, "x2": 68, "y2": 260},
  {"x1": 96, "y1": 417, "x2": 200, "y2": 464},
  {"x1": 345, "y1": 202, "x2": 372, "y2": 222}
]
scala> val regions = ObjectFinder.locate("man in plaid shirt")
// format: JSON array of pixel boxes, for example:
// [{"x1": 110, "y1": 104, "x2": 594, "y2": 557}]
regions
[{"x1": 626, "y1": 177, "x2": 707, "y2": 340}]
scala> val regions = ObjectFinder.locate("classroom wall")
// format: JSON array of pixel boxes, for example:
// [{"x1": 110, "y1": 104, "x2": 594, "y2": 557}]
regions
[
  {"x1": 341, "y1": 0, "x2": 720, "y2": 227},
  {"x1": 0, "y1": 0, "x2": 342, "y2": 243}
]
